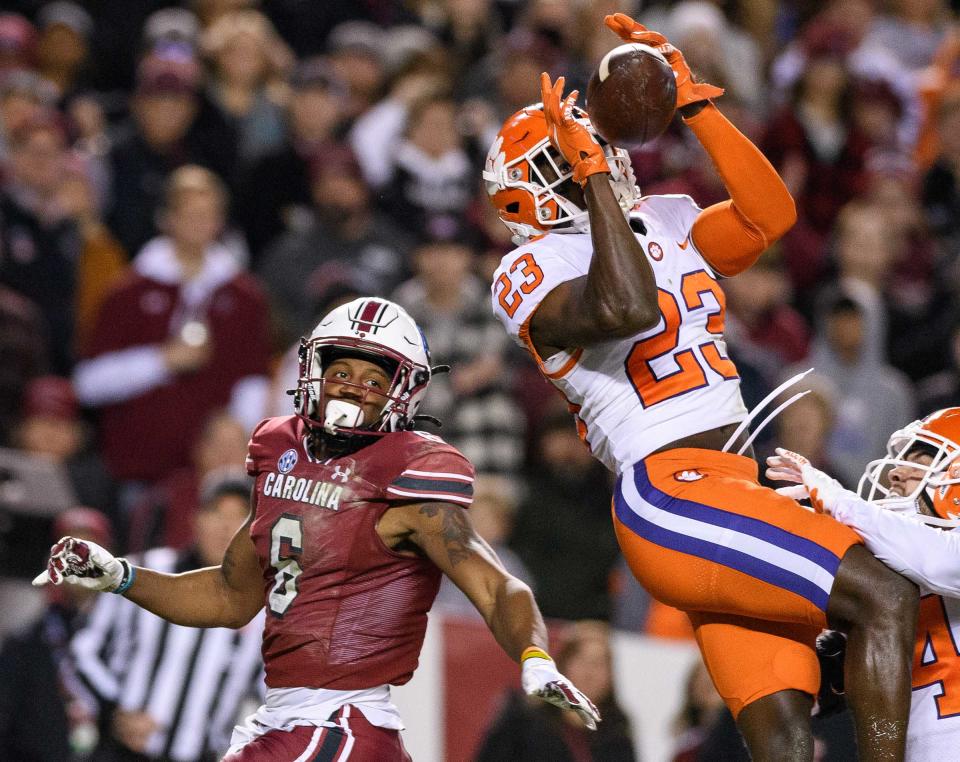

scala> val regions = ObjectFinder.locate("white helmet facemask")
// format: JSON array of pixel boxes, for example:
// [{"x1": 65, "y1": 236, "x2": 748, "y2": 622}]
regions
[
  {"x1": 482, "y1": 104, "x2": 641, "y2": 245},
  {"x1": 858, "y1": 420, "x2": 960, "y2": 521},
  {"x1": 294, "y1": 298, "x2": 433, "y2": 439}
]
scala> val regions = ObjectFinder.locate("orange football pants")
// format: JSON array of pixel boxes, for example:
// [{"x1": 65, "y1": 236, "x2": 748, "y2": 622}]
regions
[{"x1": 613, "y1": 448, "x2": 862, "y2": 717}]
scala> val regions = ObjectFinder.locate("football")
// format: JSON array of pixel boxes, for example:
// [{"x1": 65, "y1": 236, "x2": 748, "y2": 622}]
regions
[{"x1": 585, "y1": 43, "x2": 677, "y2": 148}]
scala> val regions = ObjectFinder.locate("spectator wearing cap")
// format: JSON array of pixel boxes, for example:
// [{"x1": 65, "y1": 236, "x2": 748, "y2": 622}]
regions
[
  {"x1": 392, "y1": 219, "x2": 524, "y2": 474},
  {"x1": 457, "y1": 25, "x2": 566, "y2": 123},
  {"x1": 201, "y1": 9, "x2": 292, "y2": 167},
  {"x1": 13, "y1": 376, "x2": 118, "y2": 524},
  {"x1": 35, "y1": 1, "x2": 95, "y2": 101},
  {"x1": 236, "y1": 56, "x2": 348, "y2": 262},
  {"x1": 326, "y1": 20, "x2": 389, "y2": 122},
  {"x1": 0, "y1": 506, "x2": 113, "y2": 762},
  {"x1": 0, "y1": 114, "x2": 81, "y2": 374},
  {"x1": 257, "y1": 145, "x2": 411, "y2": 345},
  {"x1": 74, "y1": 166, "x2": 271, "y2": 492},
  {"x1": 126, "y1": 411, "x2": 250, "y2": 553},
  {"x1": 106, "y1": 54, "x2": 238, "y2": 256},
  {"x1": 71, "y1": 475, "x2": 265, "y2": 762}
]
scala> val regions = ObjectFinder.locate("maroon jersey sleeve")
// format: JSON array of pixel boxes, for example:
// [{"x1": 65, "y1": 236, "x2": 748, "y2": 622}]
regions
[
  {"x1": 383, "y1": 433, "x2": 475, "y2": 507},
  {"x1": 245, "y1": 416, "x2": 299, "y2": 476}
]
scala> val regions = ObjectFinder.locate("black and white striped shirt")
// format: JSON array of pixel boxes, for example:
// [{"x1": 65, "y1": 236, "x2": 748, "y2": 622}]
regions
[{"x1": 72, "y1": 548, "x2": 265, "y2": 761}]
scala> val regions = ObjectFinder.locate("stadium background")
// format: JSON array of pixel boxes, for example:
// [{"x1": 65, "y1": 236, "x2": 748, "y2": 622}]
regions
[{"x1": 0, "y1": 0, "x2": 957, "y2": 760}]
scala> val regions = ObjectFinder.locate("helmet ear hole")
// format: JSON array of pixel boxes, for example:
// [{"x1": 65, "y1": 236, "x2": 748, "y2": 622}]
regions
[{"x1": 506, "y1": 201, "x2": 520, "y2": 213}]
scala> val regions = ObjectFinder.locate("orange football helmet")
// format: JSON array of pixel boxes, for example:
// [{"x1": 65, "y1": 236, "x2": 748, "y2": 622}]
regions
[
  {"x1": 859, "y1": 407, "x2": 960, "y2": 522},
  {"x1": 483, "y1": 104, "x2": 640, "y2": 244}
]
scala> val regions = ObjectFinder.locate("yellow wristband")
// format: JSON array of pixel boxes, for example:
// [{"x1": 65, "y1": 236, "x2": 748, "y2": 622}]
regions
[{"x1": 521, "y1": 646, "x2": 552, "y2": 662}]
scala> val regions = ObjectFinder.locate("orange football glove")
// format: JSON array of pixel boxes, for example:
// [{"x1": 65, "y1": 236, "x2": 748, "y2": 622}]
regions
[
  {"x1": 539, "y1": 73, "x2": 610, "y2": 186},
  {"x1": 604, "y1": 13, "x2": 724, "y2": 109}
]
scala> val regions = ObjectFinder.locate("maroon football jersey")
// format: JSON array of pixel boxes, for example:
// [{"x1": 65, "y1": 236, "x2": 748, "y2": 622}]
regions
[{"x1": 246, "y1": 416, "x2": 475, "y2": 689}]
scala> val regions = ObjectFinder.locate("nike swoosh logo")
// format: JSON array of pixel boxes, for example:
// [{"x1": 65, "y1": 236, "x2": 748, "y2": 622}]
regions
[{"x1": 677, "y1": 237, "x2": 689, "y2": 250}]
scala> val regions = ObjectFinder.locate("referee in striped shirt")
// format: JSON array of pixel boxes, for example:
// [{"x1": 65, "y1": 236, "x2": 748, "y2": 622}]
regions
[{"x1": 72, "y1": 474, "x2": 265, "y2": 762}]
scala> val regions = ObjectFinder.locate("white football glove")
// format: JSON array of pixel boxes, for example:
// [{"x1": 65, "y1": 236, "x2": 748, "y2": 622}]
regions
[
  {"x1": 521, "y1": 655, "x2": 601, "y2": 730},
  {"x1": 32, "y1": 536, "x2": 132, "y2": 593},
  {"x1": 765, "y1": 448, "x2": 850, "y2": 515}
]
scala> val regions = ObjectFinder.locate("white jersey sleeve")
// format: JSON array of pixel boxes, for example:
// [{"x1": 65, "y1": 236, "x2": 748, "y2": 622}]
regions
[
  {"x1": 831, "y1": 495, "x2": 960, "y2": 597},
  {"x1": 490, "y1": 234, "x2": 587, "y2": 349},
  {"x1": 639, "y1": 193, "x2": 702, "y2": 244}
]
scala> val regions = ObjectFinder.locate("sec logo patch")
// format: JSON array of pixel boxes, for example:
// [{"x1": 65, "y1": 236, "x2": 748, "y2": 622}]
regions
[{"x1": 278, "y1": 449, "x2": 298, "y2": 474}]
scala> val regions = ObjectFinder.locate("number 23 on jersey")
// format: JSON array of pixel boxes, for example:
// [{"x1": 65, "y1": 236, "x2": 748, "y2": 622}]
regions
[
  {"x1": 626, "y1": 269, "x2": 737, "y2": 408},
  {"x1": 496, "y1": 253, "x2": 543, "y2": 318}
]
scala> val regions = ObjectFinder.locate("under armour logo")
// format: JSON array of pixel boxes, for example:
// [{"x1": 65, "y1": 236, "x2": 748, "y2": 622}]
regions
[{"x1": 331, "y1": 465, "x2": 351, "y2": 483}]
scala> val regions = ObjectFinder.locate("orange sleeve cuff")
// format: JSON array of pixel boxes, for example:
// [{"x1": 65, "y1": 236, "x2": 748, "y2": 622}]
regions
[{"x1": 683, "y1": 104, "x2": 797, "y2": 277}]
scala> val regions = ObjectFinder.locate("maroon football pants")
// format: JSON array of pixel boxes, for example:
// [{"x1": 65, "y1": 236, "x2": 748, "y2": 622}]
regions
[{"x1": 222, "y1": 705, "x2": 411, "y2": 762}]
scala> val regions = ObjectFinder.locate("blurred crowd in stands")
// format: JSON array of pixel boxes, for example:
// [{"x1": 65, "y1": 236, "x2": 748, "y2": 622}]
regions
[{"x1": 2, "y1": 0, "x2": 960, "y2": 759}]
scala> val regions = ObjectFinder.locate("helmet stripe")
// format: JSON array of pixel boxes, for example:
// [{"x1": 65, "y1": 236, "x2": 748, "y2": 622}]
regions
[{"x1": 355, "y1": 300, "x2": 383, "y2": 334}]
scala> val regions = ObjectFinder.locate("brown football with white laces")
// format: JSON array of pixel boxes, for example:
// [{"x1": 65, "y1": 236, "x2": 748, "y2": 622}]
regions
[{"x1": 586, "y1": 43, "x2": 677, "y2": 148}]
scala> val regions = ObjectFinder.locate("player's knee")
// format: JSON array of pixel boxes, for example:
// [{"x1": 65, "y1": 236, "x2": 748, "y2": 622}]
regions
[{"x1": 830, "y1": 546, "x2": 918, "y2": 631}]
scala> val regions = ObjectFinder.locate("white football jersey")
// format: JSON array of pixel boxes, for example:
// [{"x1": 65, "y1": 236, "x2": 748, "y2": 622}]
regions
[
  {"x1": 491, "y1": 194, "x2": 747, "y2": 473},
  {"x1": 909, "y1": 593, "x2": 960, "y2": 761}
]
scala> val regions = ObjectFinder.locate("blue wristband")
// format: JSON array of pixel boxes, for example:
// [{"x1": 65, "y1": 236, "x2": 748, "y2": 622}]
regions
[{"x1": 112, "y1": 559, "x2": 136, "y2": 595}]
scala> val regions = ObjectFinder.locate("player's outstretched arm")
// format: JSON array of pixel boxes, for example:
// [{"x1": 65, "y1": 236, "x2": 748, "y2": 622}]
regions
[
  {"x1": 767, "y1": 448, "x2": 960, "y2": 597},
  {"x1": 34, "y1": 512, "x2": 264, "y2": 629},
  {"x1": 385, "y1": 500, "x2": 601, "y2": 729},
  {"x1": 684, "y1": 103, "x2": 797, "y2": 276},
  {"x1": 605, "y1": 13, "x2": 795, "y2": 276},
  {"x1": 529, "y1": 75, "x2": 659, "y2": 357},
  {"x1": 832, "y1": 501, "x2": 960, "y2": 598}
]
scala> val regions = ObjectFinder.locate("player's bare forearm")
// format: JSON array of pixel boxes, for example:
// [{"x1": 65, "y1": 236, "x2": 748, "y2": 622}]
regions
[
  {"x1": 402, "y1": 501, "x2": 548, "y2": 659},
  {"x1": 486, "y1": 575, "x2": 549, "y2": 661},
  {"x1": 122, "y1": 564, "x2": 261, "y2": 628},
  {"x1": 529, "y1": 175, "x2": 658, "y2": 353},
  {"x1": 581, "y1": 174, "x2": 659, "y2": 333},
  {"x1": 123, "y1": 515, "x2": 263, "y2": 628}
]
